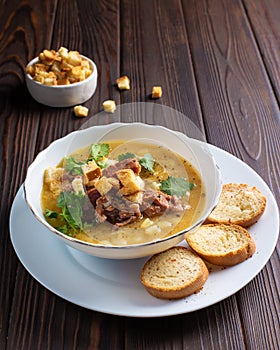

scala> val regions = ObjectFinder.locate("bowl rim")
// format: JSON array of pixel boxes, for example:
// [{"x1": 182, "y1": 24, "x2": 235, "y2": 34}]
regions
[
  {"x1": 24, "y1": 122, "x2": 222, "y2": 252},
  {"x1": 25, "y1": 54, "x2": 97, "y2": 89}
]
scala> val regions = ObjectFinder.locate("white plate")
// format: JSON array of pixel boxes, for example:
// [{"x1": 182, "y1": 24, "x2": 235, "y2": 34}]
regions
[{"x1": 9, "y1": 143, "x2": 279, "y2": 317}]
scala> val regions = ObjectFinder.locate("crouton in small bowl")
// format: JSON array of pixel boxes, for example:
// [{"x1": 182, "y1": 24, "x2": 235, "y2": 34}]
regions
[
  {"x1": 24, "y1": 118, "x2": 221, "y2": 259},
  {"x1": 25, "y1": 47, "x2": 97, "y2": 107}
]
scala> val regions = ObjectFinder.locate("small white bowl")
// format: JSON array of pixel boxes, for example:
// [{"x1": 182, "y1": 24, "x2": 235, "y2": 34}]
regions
[
  {"x1": 25, "y1": 55, "x2": 97, "y2": 107},
  {"x1": 24, "y1": 123, "x2": 222, "y2": 259}
]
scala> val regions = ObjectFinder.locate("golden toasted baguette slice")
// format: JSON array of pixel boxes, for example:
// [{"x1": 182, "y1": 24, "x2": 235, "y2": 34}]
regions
[
  {"x1": 206, "y1": 183, "x2": 266, "y2": 227},
  {"x1": 141, "y1": 246, "x2": 208, "y2": 299},
  {"x1": 186, "y1": 224, "x2": 256, "y2": 266}
]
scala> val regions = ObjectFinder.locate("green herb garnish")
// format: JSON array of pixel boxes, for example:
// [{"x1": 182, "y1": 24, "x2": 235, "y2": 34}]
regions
[
  {"x1": 160, "y1": 176, "x2": 194, "y2": 197},
  {"x1": 45, "y1": 209, "x2": 58, "y2": 219},
  {"x1": 88, "y1": 143, "x2": 110, "y2": 165},
  {"x1": 139, "y1": 153, "x2": 154, "y2": 172},
  {"x1": 45, "y1": 191, "x2": 92, "y2": 236},
  {"x1": 97, "y1": 160, "x2": 108, "y2": 169},
  {"x1": 57, "y1": 224, "x2": 69, "y2": 235},
  {"x1": 57, "y1": 191, "x2": 86, "y2": 232},
  {"x1": 64, "y1": 156, "x2": 84, "y2": 175},
  {"x1": 118, "y1": 152, "x2": 136, "y2": 161}
]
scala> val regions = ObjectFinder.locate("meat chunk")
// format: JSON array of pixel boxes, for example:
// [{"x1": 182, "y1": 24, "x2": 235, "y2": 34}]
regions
[
  {"x1": 95, "y1": 192, "x2": 142, "y2": 227},
  {"x1": 141, "y1": 190, "x2": 171, "y2": 218},
  {"x1": 102, "y1": 158, "x2": 141, "y2": 178},
  {"x1": 88, "y1": 186, "x2": 187, "y2": 226},
  {"x1": 87, "y1": 188, "x2": 101, "y2": 206}
]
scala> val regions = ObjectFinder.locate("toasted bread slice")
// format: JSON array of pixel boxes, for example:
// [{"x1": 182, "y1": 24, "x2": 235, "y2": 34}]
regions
[
  {"x1": 141, "y1": 246, "x2": 208, "y2": 299},
  {"x1": 186, "y1": 224, "x2": 256, "y2": 266},
  {"x1": 206, "y1": 183, "x2": 266, "y2": 227}
]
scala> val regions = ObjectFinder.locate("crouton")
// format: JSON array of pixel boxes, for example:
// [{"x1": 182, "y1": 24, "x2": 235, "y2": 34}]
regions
[
  {"x1": 95, "y1": 176, "x2": 119, "y2": 196},
  {"x1": 102, "y1": 100, "x2": 116, "y2": 113},
  {"x1": 44, "y1": 166, "x2": 64, "y2": 197},
  {"x1": 50, "y1": 61, "x2": 62, "y2": 73},
  {"x1": 26, "y1": 65, "x2": 35, "y2": 76},
  {"x1": 73, "y1": 105, "x2": 89, "y2": 117},
  {"x1": 44, "y1": 77, "x2": 57, "y2": 86},
  {"x1": 58, "y1": 46, "x2": 69, "y2": 60},
  {"x1": 116, "y1": 75, "x2": 130, "y2": 90},
  {"x1": 82, "y1": 160, "x2": 101, "y2": 185},
  {"x1": 26, "y1": 47, "x2": 93, "y2": 86},
  {"x1": 151, "y1": 86, "x2": 162, "y2": 99},
  {"x1": 34, "y1": 63, "x2": 48, "y2": 73},
  {"x1": 117, "y1": 169, "x2": 142, "y2": 195},
  {"x1": 69, "y1": 66, "x2": 86, "y2": 82},
  {"x1": 42, "y1": 49, "x2": 57, "y2": 62},
  {"x1": 57, "y1": 77, "x2": 70, "y2": 85},
  {"x1": 66, "y1": 51, "x2": 82, "y2": 66}
]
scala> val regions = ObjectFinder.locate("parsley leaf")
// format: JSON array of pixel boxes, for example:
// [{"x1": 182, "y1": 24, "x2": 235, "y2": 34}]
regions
[
  {"x1": 88, "y1": 143, "x2": 110, "y2": 164},
  {"x1": 45, "y1": 209, "x2": 58, "y2": 219},
  {"x1": 57, "y1": 224, "x2": 69, "y2": 235},
  {"x1": 118, "y1": 152, "x2": 136, "y2": 161},
  {"x1": 160, "y1": 176, "x2": 194, "y2": 197},
  {"x1": 97, "y1": 160, "x2": 108, "y2": 169},
  {"x1": 57, "y1": 191, "x2": 87, "y2": 232},
  {"x1": 139, "y1": 153, "x2": 154, "y2": 172},
  {"x1": 64, "y1": 156, "x2": 84, "y2": 175}
]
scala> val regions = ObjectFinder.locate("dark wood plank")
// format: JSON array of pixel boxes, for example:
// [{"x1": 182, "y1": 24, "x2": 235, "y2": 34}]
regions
[
  {"x1": 243, "y1": 0, "x2": 280, "y2": 103},
  {"x1": 8, "y1": 266, "x2": 107, "y2": 349},
  {"x1": 0, "y1": 1, "x2": 58, "y2": 348},
  {"x1": 120, "y1": 0, "x2": 206, "y2": 136},
  {"x1": 182, "y1": 0, "x2": 280, "y2": 197},
  {"x1": 122, "y1": 304, "x2": 246, "y2": 350},
  {"x1": 182, "y1": 0, "x2": 280, "y2": 348},
  {"x1": 236, "y1": 260, "x2": 280, "y2": 349}
]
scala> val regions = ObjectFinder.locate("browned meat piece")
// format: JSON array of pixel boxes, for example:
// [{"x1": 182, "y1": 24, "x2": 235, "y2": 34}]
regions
[
  {"x1": 61, "y1": 172, "x2": 76, "y2": 192},
  {"x1": 87, "y1": 184, "x2": 186, "y2": 227},
  {"x1": 102, "y1": 158, "x2": 141, "y2": 178},
  {"x1": 94, "y1": 196, "x2": 109, "y2": 223},
  {"x1": 87, "y1": 188, "x2": 101, "y2": 206},
  {"x1": 141, "y1": 190, "x2": 171, "y2": 218},
  {"x1": 108, "y1": 207, "x2": 141, "y2": 227},
  {"x1": 95, "y1": 191, "x2": 142, "y2": 227}
]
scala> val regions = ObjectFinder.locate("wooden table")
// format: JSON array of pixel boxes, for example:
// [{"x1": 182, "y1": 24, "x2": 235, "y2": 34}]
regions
[{"x1": 1, "y1": 0, "x2": 279, "y2": 349}]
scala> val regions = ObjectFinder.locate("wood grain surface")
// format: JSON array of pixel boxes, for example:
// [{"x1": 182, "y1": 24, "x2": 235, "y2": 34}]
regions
[{"x1": 0, "y1": 0, "x2": 279, "y2": 349}]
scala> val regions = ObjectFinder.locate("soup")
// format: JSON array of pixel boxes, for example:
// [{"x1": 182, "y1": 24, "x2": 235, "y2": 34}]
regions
[{"x1": 41, "y1": 140, "x2": 205, "y2": 245}]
